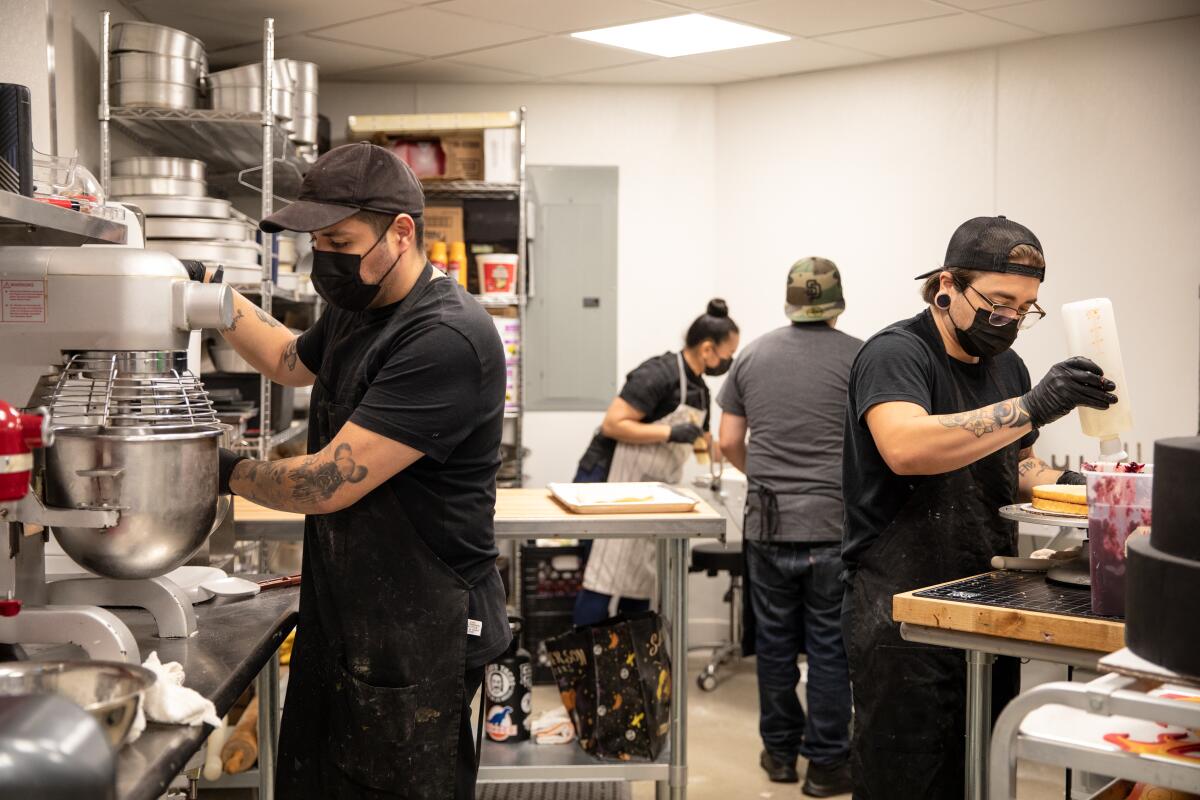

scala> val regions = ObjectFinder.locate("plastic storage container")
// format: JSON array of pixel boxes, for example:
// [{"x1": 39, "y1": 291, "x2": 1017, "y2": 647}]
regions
[
  {"x1": 476, "y1": 253, "x2": 519, "y2": 295},
  {"x1": 1062, "y1": 298, "x2": 1134, "y2": 460},
  {"x1": 1083, "y1": 462, "x2": 1153, "y2": 617}
]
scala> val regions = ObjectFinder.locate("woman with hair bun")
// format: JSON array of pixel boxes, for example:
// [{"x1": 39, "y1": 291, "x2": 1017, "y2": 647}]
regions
[{"x1": 572, "y1": 299, "x2": 740, "y2": 625}]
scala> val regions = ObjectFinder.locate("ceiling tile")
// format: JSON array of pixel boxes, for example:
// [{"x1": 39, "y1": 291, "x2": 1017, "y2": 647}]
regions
[
  {"x1": 685, "y1": 37, "x2": 880, "y2": 77},
  {"x1": 336, "y1": 59, "x2": 537, "y2": 83},
  {"x1": 455, "y1": 35, "x2": 650, "y2": 77},
  {"x1": 563, "y1": 58, "x2": 747, "y2": 83},
  {"x1": 981, "y1": 0, "x2": 1200, "y2": 34},
  {"x1": 818, "y1": 12, "x2": 1039, "y2": 57},
  {"x1": 209, "y1": 34, "x2": 422, "y2": 73},
  {"x1": 311, "y1": 6, "x2": 542, "y2": 57},
  {"x1": 716, "y1": 0, "x2": 956, "y2": 37},
  {"x1": 934, "y1": 0, "x2": 1036, "y2": 10},
  {"x1": 435, "y1": 0, "x2": 673, "y2": 35},
  {"x1": 130, "y1": 0, "x2": 412, "y2": 38}
]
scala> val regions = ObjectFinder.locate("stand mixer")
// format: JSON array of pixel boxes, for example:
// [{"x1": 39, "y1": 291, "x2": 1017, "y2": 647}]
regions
[{"x1": 0, "y1": 245, "x2": 232, "y2": 663}]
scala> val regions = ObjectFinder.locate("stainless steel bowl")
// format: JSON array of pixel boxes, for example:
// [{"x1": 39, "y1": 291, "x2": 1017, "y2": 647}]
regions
[
  {"x1": 45, "y1": 425, "x2": 225, "y2": 580},
  {"x1": 112, "y1": 21, "x2": 206, "y2": 65},
  {"x1": 146, "y1": 239, "x2": 260, "y2": 267},
  {"x1": 110, "y1": 79, "x2": 198, "y2": 110},
  {"x1": 113, "y1": 156, "x2": 205, "y2": 181},
  {"x1": 117, "y1": 195, "x2": 231, "y2": 219},
  {"x1": 0, "y1": 661, "x2": 156, "y2": 749},
  {"x1": 110, "y1": 175, "x2": 206, "y2": 198},
  {"x1": 145, "y1": 217, "x2": 255, "y2": 242},
  {"x1": 110, "y1": 52, "x2": 203, "y2": 85}
]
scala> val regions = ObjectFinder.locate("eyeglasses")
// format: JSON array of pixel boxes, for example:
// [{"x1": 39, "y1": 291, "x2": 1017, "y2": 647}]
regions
[{"x1": 964, "y1": 284, "x2": 1047, "y2": 330}]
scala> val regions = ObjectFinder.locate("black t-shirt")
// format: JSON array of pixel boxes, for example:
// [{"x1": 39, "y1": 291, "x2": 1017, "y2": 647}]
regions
[
  {"x1": 841, "y1": 309, "x2": 1038, "y2": 577},
  {"x1": 296, "y1": 271, "x2": 510, "y2": 667},
  {"x1": 578, "y1": 351, "x2": 711, "y2": 476}
]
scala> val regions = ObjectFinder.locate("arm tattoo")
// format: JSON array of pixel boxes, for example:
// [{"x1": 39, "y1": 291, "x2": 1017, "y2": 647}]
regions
[
  {"x1": 232, "y1": 443, "x2": 369, "y2": 510},
  {"x1": 938, "y1": 398, "x2": 1031, "y2": 438},
  {"x1": 1019, "y1": 456, "x2": 1054, "y2": 478},
  {"x1": 283, "y1": 339, "x2": 298, "y2": 371},
  {"x1": 227, "y1": 307, "x2": 245, "y2": 331},
  {"x1": 254, "y1": 307, "x2": 283, "y2": 328}
]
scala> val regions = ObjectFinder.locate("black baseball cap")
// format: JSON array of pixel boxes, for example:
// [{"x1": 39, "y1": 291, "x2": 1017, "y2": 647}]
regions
[
  {"x1": 259, "y1": 142, "x2": 424, "y2": 234},
  {"x1": 914, "y1": 215, "x2": 1045, "y2": 281}
]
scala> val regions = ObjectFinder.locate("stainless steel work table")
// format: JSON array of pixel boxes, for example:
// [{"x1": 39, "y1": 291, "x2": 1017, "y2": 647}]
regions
[{"x1": 233, "y1": 488, "x2": 727, "y2": 799}]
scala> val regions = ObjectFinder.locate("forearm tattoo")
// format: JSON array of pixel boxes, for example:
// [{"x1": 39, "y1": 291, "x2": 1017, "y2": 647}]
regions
[
  {"x1": 1019, "y1": 456, "x2": 1055, "y2": 479},
  {"x1": 254, "y1": 307, "x2": 283, "y2": 328},
  {"x1": 938, "y1": 398, "x2": 1031, "y2": 438},
  {"x1": 227, "y1": 307, "x2": 245, "y2": 331},
  {"x1": 283, "y1": 339, "x2": 298, "y2": 371},
  {"x1": 233, "y1": 443, "x2": 369, "y2": 511}
]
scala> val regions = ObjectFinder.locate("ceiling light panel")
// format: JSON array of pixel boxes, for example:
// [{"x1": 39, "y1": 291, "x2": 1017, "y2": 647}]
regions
[{"x1": 571, "y1": 14, "x2": 789, "y2": 58}]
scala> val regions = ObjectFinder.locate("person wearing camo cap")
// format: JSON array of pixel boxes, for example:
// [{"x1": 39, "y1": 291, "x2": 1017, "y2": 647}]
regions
[{"x1": 718, "y1": 257, "x2": 861, "y2": 796}]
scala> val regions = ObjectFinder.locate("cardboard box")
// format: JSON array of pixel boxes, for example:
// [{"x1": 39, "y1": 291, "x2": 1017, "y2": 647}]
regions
[
  {"x1": 438, "y1": 132, "x2": 484, "y2": 181},
  {"x1": 484, "y1": 128, "x2": 519, "y2": 184},
  {"x1": 424, "y1": 204, "x2": 464, "y2": 246}
]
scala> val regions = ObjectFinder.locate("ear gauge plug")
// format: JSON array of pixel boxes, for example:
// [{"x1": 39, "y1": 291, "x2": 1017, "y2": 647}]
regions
[{"x1": 935, "y1": 293, "x2": 952, "y2": 309}]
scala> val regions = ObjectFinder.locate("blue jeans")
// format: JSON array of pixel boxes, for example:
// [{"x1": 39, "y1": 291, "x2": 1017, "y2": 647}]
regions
[{"x1": 746, "y1": 539, "x2": 851, "y2": 767}]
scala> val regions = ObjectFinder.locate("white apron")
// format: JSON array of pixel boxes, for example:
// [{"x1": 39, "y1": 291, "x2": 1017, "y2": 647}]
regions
[{"x1": 582, "y1": 352, "x2": 705, "y2": 599}]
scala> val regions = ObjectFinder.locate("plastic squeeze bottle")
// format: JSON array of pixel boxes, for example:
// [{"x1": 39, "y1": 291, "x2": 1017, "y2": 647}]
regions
[
  {"x1": 428, "y1": 240, "x2": 448, "y2": 273},
  {"x1": 1061, "y1": 298, "x2": 1134, "y2": 461},
  {"x1": 448, "y1": 241, "x2": 468, "y2": 289}
]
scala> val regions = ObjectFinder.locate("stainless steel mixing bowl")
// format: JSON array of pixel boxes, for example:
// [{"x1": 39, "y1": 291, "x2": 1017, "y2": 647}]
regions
[
  {"x1": 45, "y1": 424, "x2": 225, "y2": 579},
  {"x1": 0, "y1": 661, "x2": 156, "y2": 749}
]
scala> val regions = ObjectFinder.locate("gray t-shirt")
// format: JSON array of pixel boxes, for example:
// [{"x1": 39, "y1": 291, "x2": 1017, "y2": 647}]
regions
[{"x1": 718, "y1": 323, "x2": 862, "y2": 542}]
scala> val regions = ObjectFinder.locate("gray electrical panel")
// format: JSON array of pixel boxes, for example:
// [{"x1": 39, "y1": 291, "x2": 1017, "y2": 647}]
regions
[{"x1": 525, "y1": 165, "x2": 618, "y2": 411}]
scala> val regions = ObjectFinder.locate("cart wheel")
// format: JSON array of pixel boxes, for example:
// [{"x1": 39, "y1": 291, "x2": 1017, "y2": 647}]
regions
[{"x1": 697, "y1": 672, "x2": 718, "y2": 692}]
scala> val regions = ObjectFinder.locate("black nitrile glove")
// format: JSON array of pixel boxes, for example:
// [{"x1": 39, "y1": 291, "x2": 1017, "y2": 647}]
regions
[
  {"x1": 1021, "y1": 356, "x2": 1117, "y2": 429},
  {"x1": 180, "y1": 259, "x2": 223, "y2": 284},
  {"x1": 1056, "y1": 470, "x2": 1087, "y2": 485},
  {"x1": 218, "y1": 448, "x2": 248, "y2": 496},
  {"x1": 667, "y1": 422, "x2": 703, "y2": 444}
]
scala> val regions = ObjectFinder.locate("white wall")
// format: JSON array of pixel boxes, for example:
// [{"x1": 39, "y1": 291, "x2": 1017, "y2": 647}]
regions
[
  {"x1": 716, "y1": 18, "x2": 1200, "y2": 464},
  {"x1": 321, "y1": 82, "x2": 719, "y2": 486}
]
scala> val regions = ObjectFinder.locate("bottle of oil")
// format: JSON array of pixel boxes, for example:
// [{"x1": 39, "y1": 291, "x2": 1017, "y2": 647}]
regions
[{"x1": 1061, "y1": 298, "x2": 1134, "y2": 461}]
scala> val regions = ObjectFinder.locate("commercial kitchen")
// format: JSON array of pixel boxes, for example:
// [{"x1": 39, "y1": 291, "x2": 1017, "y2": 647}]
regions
[{"x1": 0, "y1": 2, "x2": 1198, "y2": 799}]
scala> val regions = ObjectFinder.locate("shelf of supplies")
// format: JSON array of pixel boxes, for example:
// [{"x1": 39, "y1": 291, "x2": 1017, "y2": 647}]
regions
[
  {"x1": 235, "y1": 420, "x2": 308, "y2": 456},
  {"x1": 348, "y1": 111, "x2": 520, "y2": 137},
  {"x1": 108, "y1": 106, "x2": 308, "y2": 193},
  {"x1": 0, "y1": 191, "x2": 128, "y2": 245},
  {"x1": 231, "y1": 283, "x2": 317, "y2": 304},
  {"x1": 478, "y1": 740, "x2": 670, "y2": 783},
  {"x1": 422, "y1": 180, "x2": 520, "y2": 201}
]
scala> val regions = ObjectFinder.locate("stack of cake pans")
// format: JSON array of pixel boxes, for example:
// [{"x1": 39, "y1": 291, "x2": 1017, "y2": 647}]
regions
[{"x1": 109, "y1": 22, "x2": 206, "y2": 110}]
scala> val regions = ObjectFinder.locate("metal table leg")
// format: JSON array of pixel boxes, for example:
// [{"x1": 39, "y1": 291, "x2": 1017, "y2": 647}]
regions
[
  {"x1": 670, "y1": 537, "x2": 688, "y2": 800},
  {"x1": 966, "y1": 649, "x2": 995, "y2": 800},
  {"x1": 656, "y1": 537, "x2": 671, "y2": 800},
  {"x1": 257, "y1": 652, "x2": 281, "y2": 800}
]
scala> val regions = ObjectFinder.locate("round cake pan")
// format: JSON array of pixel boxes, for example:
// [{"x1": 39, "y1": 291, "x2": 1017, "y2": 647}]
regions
[
  {"x1": 115, "y1": 195, "x2": 231, "y2": 219},
  {"x1": 208, "y1": 60, "x2": 293, "y2": 91},
  {"x1": 110, "y1": 175, "x2": 206, "y2": 198},
  {"x1": 147, "y1": 239, "x2": 261, "y2": 267},
  {"x1": 284, "y1": 60, "x2": 319, "y2": 92},
  {"x1": 110, "y1": 79, "x2": 197, "y2": 110},
  {"x1": 110, "y1": 52, "x2": 203, "y2": 85},
  {"x1": 294, "y1": 89, "x2": 318, "y2": 117},
  {"x1": 290, "y1": 118, "x2": 318, "y2": 146},
  {"x1": 210, "y1": 86, "x2": 295, "y2": 120},
  {"x1": 221, "y1": 265, "x2": 265, "y2": 284},
  {"x1": 145, "y1": 217, "x2": 256, "y2": 241},
  {"x1": 113, "y1": 156, "x2": 206, "y2": 181},
  {"x1": 112, "y1": 21, "x2": 206, "y2": 64}
]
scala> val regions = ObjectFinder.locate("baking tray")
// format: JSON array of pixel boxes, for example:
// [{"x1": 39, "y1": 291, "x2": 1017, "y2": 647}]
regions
[
  {"x1": 1000, "y1": 503, "x2": 1089, "y2": 529},
  {"x1": 116, "y1": 195, "x2": 231, "y2": 219},
  {"x1": 145, "y1": 217, "x2": 255, "y2": 241},
  {"x1": 547, "y1": 482, "x2": 699, "y2": 515}
]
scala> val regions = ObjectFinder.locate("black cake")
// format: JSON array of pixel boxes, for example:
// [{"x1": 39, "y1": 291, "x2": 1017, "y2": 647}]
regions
[{"x1": 1125, "y1": 436, "x2": 1200, "y2": 676}]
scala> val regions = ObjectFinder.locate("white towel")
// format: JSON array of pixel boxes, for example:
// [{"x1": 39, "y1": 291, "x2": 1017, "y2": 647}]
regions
[
  {"x1": 530, "y1": 706, "x2": 576, "y2": 745},
  {"x1": 127, "y1": 651, "x2": 224, "y2": 743}
]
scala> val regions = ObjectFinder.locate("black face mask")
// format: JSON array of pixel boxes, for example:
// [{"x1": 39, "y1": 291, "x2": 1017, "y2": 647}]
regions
[
  {"x1": 311, "y1": 228, "x2": 400, "y2": 312},
  {"x1": 705, "y1": 356, "x2": 734, "y2": 377},
  {"x1": 953, "y1": 307, "x2": 1019, "y2": 359}
]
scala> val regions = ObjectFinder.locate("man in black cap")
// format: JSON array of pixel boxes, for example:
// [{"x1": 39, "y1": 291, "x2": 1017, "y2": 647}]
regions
[
  {"x1": 839, "y1": 216, "x2": 1117, "y2": 799},
  {"x1": 210, "y1": 142, "x2": 510, "y2": 799}
]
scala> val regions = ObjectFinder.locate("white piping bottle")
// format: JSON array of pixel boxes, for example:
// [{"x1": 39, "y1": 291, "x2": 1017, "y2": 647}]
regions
[{"x1": 1061, "y1": 298, "x2": 1133, "y2": 462}]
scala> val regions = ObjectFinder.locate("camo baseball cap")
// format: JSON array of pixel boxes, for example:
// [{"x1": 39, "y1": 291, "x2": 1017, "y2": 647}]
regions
[{"x1": 786, "y1": 257, "x2": 845, "y2": 323}]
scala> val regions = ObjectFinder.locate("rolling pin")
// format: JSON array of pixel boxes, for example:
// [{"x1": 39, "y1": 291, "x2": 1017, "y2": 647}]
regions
[
  {"x1": 203, "y1": 719, "x2": 229, "y2": 781},
  {"x1": 221, "y1": 695, "x2": 259, "y2": 774}
]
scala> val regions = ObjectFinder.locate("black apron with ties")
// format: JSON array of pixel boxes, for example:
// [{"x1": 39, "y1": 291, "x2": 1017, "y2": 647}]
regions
[
  {"x1": 845, "y1": 313, "x2": 1022, "y2": 799},
  {"x1": 276, "y1": 273, "x2": 471, "y2": 799}
]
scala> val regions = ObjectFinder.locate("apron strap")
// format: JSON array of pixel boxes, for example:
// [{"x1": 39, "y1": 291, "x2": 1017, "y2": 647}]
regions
[{"x1": 676, "y1": 351, "x2": 688, "y2": 410}]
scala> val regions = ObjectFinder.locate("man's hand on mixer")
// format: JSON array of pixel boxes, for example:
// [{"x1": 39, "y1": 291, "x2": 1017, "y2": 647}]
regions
[{"x1": 226, "y1": 421, "x2": 423, "y2": 514}]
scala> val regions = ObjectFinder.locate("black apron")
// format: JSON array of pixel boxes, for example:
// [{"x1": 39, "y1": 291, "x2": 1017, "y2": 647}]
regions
[
  {"x1": 845, "y1": 313, "x2": 1022, "y2": 800},
  {"x1": 276, "y1": 270, "x2": 471, "y2": 799}
]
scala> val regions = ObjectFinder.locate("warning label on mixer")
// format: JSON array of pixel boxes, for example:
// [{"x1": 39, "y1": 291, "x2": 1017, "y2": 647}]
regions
[{"x1": 1, "y1": 280, "x2": 45, "y2": 323}]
